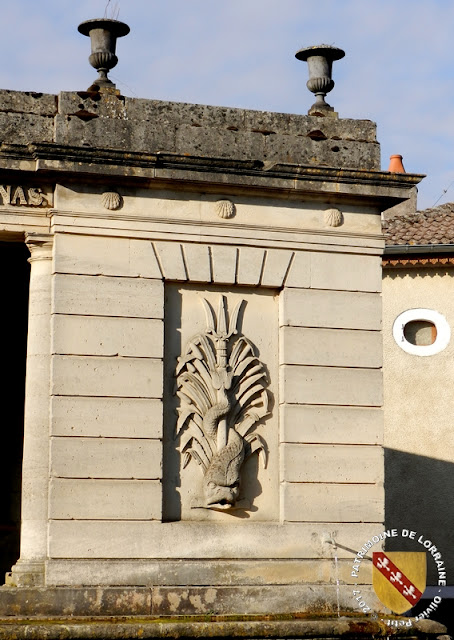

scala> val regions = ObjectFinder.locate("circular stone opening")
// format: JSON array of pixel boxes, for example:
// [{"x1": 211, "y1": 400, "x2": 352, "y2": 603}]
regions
[
  {"x1": 393, "y1": 309, "x2": 451, "y2": 356},
  {"x1": 403, "y1": 320, "x2": 437, "y2": 346}
]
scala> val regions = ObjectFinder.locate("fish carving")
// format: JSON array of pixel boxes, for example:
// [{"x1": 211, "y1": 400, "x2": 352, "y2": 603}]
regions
[{"x1": 175, "y1": 296, "x2": 270, "y2": 510}]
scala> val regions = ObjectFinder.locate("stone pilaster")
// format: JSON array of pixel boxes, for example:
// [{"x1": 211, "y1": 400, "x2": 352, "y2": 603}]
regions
[{"x1": 9, "y1": 234, "x2": 53, "y2": 586}]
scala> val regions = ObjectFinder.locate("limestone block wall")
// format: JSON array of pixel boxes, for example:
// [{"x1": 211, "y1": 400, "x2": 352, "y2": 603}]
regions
[
  {"x1": 0, "y1": 85, "x2": 423, "y2": 616},
  {"x1": 280, "y1": 284, "x2": 383, "y2": 525},
  {"x1": 25, "y1": 183, "x2": 387, "y2": 593},
  {"x1": 50, "y1": 233, "x2": 164, "y2": 528}
]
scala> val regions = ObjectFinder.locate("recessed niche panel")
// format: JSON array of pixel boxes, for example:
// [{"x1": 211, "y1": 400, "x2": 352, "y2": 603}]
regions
[{"x1": 163, "y1": 284, "x2": 279, "y2": 522}]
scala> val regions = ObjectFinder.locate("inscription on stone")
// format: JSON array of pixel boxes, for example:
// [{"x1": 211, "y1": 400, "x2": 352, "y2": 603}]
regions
[{"x1": 0, "y1": 186, "x2": 49, "y2": 207}]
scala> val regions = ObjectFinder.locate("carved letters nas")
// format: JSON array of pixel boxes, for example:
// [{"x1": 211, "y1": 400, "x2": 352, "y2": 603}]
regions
[
  {"x1": 0, "y1": 185, "x2": 49, "y2": 207},
  {"x1": 175, "y1": 296, "x2": 270, "y2": 511}
]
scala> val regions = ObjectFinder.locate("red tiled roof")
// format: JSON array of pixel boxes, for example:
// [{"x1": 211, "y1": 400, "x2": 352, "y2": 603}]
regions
[{"x1": 384, "y1": 203, "x2": 454, "y2": 246}]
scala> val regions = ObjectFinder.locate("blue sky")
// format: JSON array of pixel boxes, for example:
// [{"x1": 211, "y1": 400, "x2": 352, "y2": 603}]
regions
[{"x1": 2, "y1": 0, "x2": 454, "y2": 210}]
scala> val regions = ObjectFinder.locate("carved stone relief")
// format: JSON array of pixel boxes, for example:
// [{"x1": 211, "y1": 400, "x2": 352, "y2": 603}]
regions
[
  {"x1": 0, "y1": 185, "x2": 50, "y2": 207},
  {"x1": 163, "y1": 285, "x2": 278, "y2": 522},
  {"x1": 324, "y1": 207, "x2": 343, "y2": 227},
  {"x1": 175, "y1": 296, "x2": 270, "y2": 510},
  {"x1": 215, "y1": 199, "x2": 235, "y2": 219},
  {"x1": 102, "y1": 191, "x2": 123, "y2": 210}
]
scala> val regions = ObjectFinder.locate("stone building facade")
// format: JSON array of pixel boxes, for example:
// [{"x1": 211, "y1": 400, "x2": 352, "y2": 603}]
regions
[{"x1": 0, "y1": 77, "x2": 422, "y2": 622}]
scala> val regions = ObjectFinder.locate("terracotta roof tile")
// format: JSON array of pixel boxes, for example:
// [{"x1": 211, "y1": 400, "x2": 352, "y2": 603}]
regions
[{"x1": 384, "y1": 202, "x2": 454, "y2": 246}]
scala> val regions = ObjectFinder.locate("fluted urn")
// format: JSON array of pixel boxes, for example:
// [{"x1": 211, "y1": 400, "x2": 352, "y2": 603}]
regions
[
  {"x1": 295, "y1": 45, "x2": 345, "y2": 115},
  {"x1": 78, "y1": 18, "x2": 130, "y2": 90}
]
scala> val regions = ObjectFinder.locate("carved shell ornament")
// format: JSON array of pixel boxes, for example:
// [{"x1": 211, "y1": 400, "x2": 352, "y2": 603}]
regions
[
  {"x1": 215, "y1": 199, "x2": 236, "y2": 219},
  {"x1": 324, "y1": 208, "x2": 343, "y2": 227},
  {"x1": 102, "y1": 191, "x2": 123, "y2": 210},
  {"x1": 175, "y1": 296, "x2": 270, "y2": 511}
]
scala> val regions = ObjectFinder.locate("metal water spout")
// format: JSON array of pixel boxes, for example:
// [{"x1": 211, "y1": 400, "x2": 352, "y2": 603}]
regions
[
  {"x1": 78, "y1": 18, "x2": 130, "y2": 90},
  {"x1": 295, "y1": 45, "x2": 345, "y2": 116}
]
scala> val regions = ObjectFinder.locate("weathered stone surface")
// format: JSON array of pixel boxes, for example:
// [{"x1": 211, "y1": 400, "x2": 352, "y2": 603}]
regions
[
  {"x1": 242, "y1": 111, "x2": 378, "y2": 141},
  {"x1": 51, "y1": 396, "x2": 162, "y2": 438},
  {"x1": 58, "y1": 91, "x2": 127, "y2": 119},
  {"x1": 0, "y1": 89, "x2": 382, "y2": 170},
  {"x1": 281, "y1": 405, "x2": 383, "y2": 444},
  {"x1": 47, "y1": 521, "x2": 382, "y2": 559},
  {"x1": 50, "y1": 437, "x2": 161, "y2": 479},
  {"x1": 52, "y1": 274, "x2": 164, "y2": 318},
  {"x1": 238, "y1": 249, "x2": 266, "y2": 285},
  {"x1": 55, "y1": 115, "x2": 178, "y2": 155},
  {"x1": 280, "y1": 326, "x2": 382, "y2": 368},
  {"x1": 283, "y1": 251, "x2": 311, "y2": 288},
  {"x1": 52, "y1": 315, "x2": 163, "y2": 358},
  {"x1": 152, "y1": 585, "x2": 357, "y2": 616},
  {"x1": 280, "y1": 288, "x2": 381, "y2": 329},
  {"x1": 0, "y1": 89, "x2": 57, "y2": 115},
  {"x1": 176, "y1": 124, "x2": 265, "y2": 162},
  {"x1": 45, "y1": 557, "x2": 368, "y2": 587},
  {"x1": 210, "y1": 244, "x2": 238, "y2": 283},
  {"x1": 265, "y1": 132, "x2": 380, "y2": 170},
  {"x1": 0, "y1": 586, "x2": 152, "y2": 617},
  {"x1": 0, "y1": 112, "x2": 54, "y2": 144},
  {"x1": 281, "y1": 444, "x2": 383, "y2": 483},
  {"x1": 280, "y1": 365, "x2": 383, "y2": 405},
  {"x1": 282, "y1": 483, "x2": 384, "y2": 522},
  {"x1": 311, "y1": 252, "x2": 382, "y2": 292},
  {"x1": 51, "y1": 355, "x2": 163, "y2": 397},
  {"x1": 0, "y1": 607, "x2": 446, "y2": 640},
  {"x1": 54, "y1": 234, "x2": 162, "y2": 278},
  {"x1": 49, "y1": 479, "x2": 161, "y2": 519}
]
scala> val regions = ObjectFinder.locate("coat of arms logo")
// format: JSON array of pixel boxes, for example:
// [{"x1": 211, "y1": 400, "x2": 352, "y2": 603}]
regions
[{"x1": 373, "y1": 551, "x2": 427, "y2": 614}]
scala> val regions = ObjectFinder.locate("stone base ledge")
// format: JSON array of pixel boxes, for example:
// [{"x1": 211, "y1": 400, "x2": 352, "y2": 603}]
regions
[
  {"x1": 0, "y1": 617, "x2": 448, "y2": 640},
  {"x1": 7, "y1": 560, "x2": 45, "y2": 587},
  {"x1": 0, "y1": 585, "x2": 368, "y2": 617}
]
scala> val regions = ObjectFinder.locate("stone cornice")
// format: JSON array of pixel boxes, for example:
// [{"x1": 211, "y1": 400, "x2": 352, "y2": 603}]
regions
[{"x1": 0, "y1": 143, "x2": 423, "y2": 206}]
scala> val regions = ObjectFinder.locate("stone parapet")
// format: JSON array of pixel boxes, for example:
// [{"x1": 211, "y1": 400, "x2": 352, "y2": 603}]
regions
[{"x1": 0, "y1": 89, "x2": 382, "y2": 171}]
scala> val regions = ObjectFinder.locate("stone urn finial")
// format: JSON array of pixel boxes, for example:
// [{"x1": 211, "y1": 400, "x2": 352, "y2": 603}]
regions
[
  {"x1": 295, "y1": 45, "x2": 345, "y2": 116},
  {"x1": 78, "y1": 18, "x2": 130, "y2": 90}
]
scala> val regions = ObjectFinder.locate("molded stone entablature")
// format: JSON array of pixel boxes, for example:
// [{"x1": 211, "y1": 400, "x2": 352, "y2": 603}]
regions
[{"x1": 0, "y1": 89, "x2": 423, "y2": 211}]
